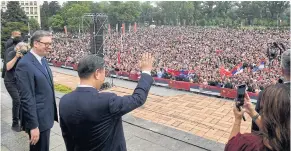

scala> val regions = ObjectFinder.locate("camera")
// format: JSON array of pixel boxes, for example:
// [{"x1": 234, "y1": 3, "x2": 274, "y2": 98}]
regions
[
  {"x1": 18, "y1": 49, "x2": 28, "y2": 55},
  {"x1": 267, "y1": 42, "x2": 285, "y2": 61}
]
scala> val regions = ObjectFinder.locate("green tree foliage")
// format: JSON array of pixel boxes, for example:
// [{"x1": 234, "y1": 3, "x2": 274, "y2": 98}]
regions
[
  {"x1": 2, "y1": 1, "x2": 28, "y2": 23},
  {"x1": 48, "y1": 14, "x2": 65, "y2": 31},
  {"x1": 40, "y1": 1, "x2": 50, "y2": 29},
  {"x1": 43, "y1": 1, "x2": 290, "y2": 32},
  {"x1": 29, "y1": 18, "x2": 40, "y2": 32},
  {"x1": 1, "y1": 1, "x2": 28, "y2": 58}
]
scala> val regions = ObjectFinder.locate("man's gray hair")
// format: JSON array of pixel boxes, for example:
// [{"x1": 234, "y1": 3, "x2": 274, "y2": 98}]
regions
[
  {"x1": 281, "y1": 49, "x2": 290, "y2": 75},
  {"x1": 30, "y1": 30, "x2": 51, "y2": 47},
  {"x1": 77, "y1": 54, "x2": 105, "y2": 79}
]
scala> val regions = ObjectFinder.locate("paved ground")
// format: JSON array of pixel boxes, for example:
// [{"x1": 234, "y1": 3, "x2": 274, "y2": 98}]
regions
[
  {"x1": 1, "y1": 79, "x2": 221, "y2": 151},
  {"x1": 52, "y1": 68, "x2": 252, "y2": 144}
]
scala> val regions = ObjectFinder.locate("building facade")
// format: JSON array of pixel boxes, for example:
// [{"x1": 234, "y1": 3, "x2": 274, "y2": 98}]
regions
[{"x1": 1, "y1": 1, "x2": 41, "y2": 26}]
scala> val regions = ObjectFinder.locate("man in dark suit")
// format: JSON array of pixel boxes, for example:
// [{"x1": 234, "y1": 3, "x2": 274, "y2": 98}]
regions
[
  {"x1": 251, "y1": 49, "x2": 290, "y2": 132},
  {"x1": 59, "y1": 53, "x2": 154, "y2": 151},
  {"x1": 15, "y1": 30, "x2": 58, "y2": 151}
]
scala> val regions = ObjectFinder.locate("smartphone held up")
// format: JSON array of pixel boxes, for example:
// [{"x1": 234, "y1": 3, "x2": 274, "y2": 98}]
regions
[{"x1": 236, "y1": 84, "x2": 247, "y2": 121}]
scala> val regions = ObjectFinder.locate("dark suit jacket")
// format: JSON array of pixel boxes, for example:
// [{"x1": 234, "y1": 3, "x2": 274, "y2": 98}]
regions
[
  {"x1": 251, "y1": 82, "x2": 290, "y2": 132},
  {"x1": 59, "y1": 73, "x2": 154, "y2": 151},
  {"x1": 15, "y1": 52, "x2": 58, "y2": 132}
]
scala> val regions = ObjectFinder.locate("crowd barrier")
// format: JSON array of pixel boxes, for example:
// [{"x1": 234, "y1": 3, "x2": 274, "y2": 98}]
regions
[{"x1": 48, "y1": 61, "x2": 258, "y2": 103}]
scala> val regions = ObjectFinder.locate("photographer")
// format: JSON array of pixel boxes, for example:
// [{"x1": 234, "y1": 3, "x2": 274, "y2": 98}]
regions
[
  {"x1": 252, "y1": 49, "x2": 290, "y2": 132},
  {"x1": 225, "y1": 84, "x2": 290, "y2": 151},
  {"x1": 4, "y1": 42, "x2": 30, "y2": 132},
  {"x1": 2, "y1": 31, "x2": 22, "y2": 79}
]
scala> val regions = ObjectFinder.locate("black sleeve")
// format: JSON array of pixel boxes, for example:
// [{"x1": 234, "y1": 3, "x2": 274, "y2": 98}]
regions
[
  {"x1": 251, "y1": 91, "x2": 263, "y2": 132},
  {"x1": 6, "y1": 50, "x2": 16, "y2": 64},
  {"x1": 109, "y1": 73, "x2": 154, "y2": 117}
]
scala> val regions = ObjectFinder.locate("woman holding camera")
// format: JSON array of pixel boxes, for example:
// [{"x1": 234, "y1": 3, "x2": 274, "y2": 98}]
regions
[
  {"x1": 4, "y1": 42, "x2": 30, "y2": 132},
  {"x1": 225, "y1": 84, "x2": 290, "y2": 151}
]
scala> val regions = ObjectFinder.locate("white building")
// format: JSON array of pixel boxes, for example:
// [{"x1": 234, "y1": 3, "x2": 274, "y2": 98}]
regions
[{"x1": 1, "y1": 1, "x2": 41, "y2": 26}]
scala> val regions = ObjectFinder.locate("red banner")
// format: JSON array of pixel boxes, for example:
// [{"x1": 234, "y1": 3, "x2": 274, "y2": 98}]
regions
[
  {"x1": 220, "y1": 88, "x2": 237, "y2": 99},
  {"x1": 55, "y1": 61, "x2": 63, "y2": 67},
  {"x1": 169, "y1": 80, "x2": 190, "y2": 91},
  {"x1": 73, "y1": 64, "x2": 78, "y2": 71},
  {"x1": 118, "y1": 51, "x2": 121, "y2": 64},
  {"x1": 129, "y1": 73, "x2": 139, "y2": 81},
  {"x1": 108, "y1": 24, "x2": 111, "y2": 34}
]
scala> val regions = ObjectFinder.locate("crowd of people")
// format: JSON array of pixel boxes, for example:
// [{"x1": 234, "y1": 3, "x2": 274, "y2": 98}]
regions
[
  {"x1": 49, "y1": 26, "x2": 290, "y2": 92},
  {"x1": 46, "y1": 33, "x2": 91, "y2": 64}
]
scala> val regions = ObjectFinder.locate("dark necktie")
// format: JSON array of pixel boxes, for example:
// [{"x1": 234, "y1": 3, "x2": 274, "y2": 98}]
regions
[{"x1": 41, "y1": 58, "x2": 49, "y2": 75}]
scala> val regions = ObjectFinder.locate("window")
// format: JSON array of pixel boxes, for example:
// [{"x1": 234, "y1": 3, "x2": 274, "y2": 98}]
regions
[
  {"x1": 1, "y1": 1, "x2": 5, "y2": 6},
  {"x1": 30, "y1": 1, "x2": 33, "y2": 5},
  {"x1": 25, "y1": 7, "x2": 29, "y2": 11},
  {"x1": 20, "y1": 1, "x2": 24, "y2": 5},
  {"x1": 25, "y1": 1, "x2": 28, "y2": 5},
  {"x1": 30, "y1": 7, "x2": 33, "y2": 14},
  {"x1": 34, "y1": 1, "x2": 37, "y2": 5},
  {"x1": 34, "y1": 7, "x2": 37, "y2": 14}
]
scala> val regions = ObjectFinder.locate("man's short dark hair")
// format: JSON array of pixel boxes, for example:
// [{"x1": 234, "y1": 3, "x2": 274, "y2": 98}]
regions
[
  {"x1": 77, "y1": 54, "x2": 105, "y2": 79},
  {"x1": 30, "y1": 30, "x2": 51, "y2": 47}
]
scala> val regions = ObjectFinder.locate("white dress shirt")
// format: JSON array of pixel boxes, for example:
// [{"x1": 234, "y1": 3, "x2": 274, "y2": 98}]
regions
[{"x1": 30, "y1": 49, "x2": 43, "y2": 65}]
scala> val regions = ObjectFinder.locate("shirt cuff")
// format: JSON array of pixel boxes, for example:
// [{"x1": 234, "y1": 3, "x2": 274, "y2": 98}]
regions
[{"x1": 142, "y1": 71, "x2": 151, "y2": 75}]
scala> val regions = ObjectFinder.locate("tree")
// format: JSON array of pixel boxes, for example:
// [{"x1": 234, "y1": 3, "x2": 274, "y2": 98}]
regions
[
  {"x1": 61, "y1": 3, "x2": 90, "y2": 32},
  {"x1": 48, "y1": 1, "x2": 61, "y2": 16},
  {"x1": 2, "y1": 1, "x2": 28, "y2": 23},
  {"x1": 48, "y1": 14, "x2": 65, "y2": 31},
  {"x1": 1, "y1": 1, "x2": 28, "y2": 58},
  {"x1": 29, "y1": 18, "x2": 40, "y2": 32},
  {"x1": 40, "y1": 1, "x2": 50, "y2": 29}
]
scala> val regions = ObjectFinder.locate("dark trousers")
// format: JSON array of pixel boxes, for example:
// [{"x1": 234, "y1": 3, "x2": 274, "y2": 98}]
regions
[
  {"x1": 28, "y1": 129, "x2": 50, "y2": 151},
  {"x1": 4, "y1": 81, "x2": 20, "y2": 124}
]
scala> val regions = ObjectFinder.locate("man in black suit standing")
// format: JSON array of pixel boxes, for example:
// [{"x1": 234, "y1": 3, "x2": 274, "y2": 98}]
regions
[
  {"x1": 251, "y1": 49, "x2": 290, "y2": 132},
  {"x1": 59, "y1": 53, "x2": 154, "y2": 151},
  {"x1": 15, "y1": 30, "x2": 58, "y2": 151}
]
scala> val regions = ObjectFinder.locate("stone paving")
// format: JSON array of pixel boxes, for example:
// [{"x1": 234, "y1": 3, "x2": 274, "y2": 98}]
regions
[
  {"x1": 1, "y1": 79, "x2": 219, "y2": 151},
  {"x1": 52, "y1": 71, "x2": 252, "y2": 144}
]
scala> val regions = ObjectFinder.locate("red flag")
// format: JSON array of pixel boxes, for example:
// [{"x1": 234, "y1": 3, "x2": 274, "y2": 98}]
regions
[
  {"x1": 220, "y1": 67, "x2": 232, "y2": 77},
  {"x1": 122, "y1": 23, "x2": 125, "y2": 35},
  {"x1": 118, "y1": 51, "x2": 121, "y2": 64},
  {"x1": 64, "y1": 26, "x2": 67, "y2": 35}
]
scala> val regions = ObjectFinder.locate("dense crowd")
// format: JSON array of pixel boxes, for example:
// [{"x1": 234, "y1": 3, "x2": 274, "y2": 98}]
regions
[
  {"x1": 47, "y1": 33, "x2": 91, "y2": 64},
  {"x1": 49, "y1": 27, "x2": 290, "y2": 92}
]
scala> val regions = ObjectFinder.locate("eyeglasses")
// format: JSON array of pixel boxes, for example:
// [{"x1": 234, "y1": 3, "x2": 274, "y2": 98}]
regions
[{"x1": 37, "y1": 41, "x2": 52, "y2": 47}]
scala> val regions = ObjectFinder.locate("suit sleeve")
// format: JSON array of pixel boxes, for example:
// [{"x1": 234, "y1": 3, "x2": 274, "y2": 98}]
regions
[
  {"x1": 60, "y1": 117, "x2": 74, "y2": 151},
  {"x1": 15, "y1": 62, "x2": 39, "y2": 129},
  {"x1": 251, "y1": 91, "x2": 262, "y2": 132},
  {"x1": 109, "y1": 73, "x2": 154, "y2": 117}
]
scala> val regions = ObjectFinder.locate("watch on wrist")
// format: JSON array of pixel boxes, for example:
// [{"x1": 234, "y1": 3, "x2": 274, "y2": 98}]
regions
[{"x1": 252, "y1": 113, "x2": 260, "y2": 121}]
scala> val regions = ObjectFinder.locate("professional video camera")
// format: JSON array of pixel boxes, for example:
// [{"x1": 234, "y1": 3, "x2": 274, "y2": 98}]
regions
[{"x1": 267, "y1": 42, "x2": 286, "y2": 62}]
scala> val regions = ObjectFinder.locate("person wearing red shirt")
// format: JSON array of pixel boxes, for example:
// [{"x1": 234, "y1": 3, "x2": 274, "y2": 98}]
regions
[{"x1": 225, "y1": 84, "x2": 290, "y2": 151}]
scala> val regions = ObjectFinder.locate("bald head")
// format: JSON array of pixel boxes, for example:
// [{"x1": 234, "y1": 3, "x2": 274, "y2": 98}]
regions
[{"x1": 12, "y1": 31, "x2": 21, "y2": 38}]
